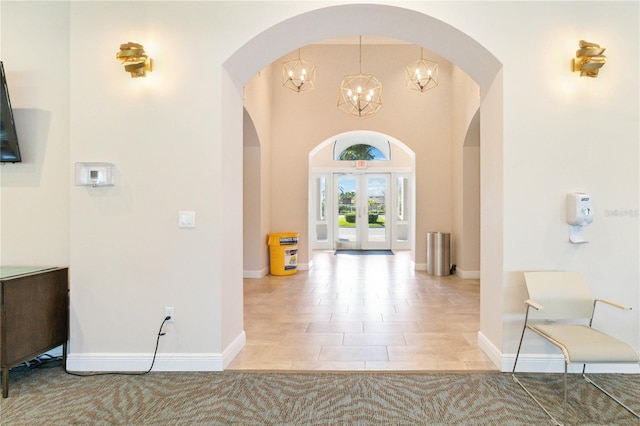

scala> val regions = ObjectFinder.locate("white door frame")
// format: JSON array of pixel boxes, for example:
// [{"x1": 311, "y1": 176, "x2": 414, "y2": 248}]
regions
[
  {"x1": 309, "y1": 168, "x2": 414, "y2": 252},
  {"x1": 308, "y1": 131, "x2": 416, "y2": 256},
  {"x1": 333, "y1": 172, "x2": 391, "y2": 250}
]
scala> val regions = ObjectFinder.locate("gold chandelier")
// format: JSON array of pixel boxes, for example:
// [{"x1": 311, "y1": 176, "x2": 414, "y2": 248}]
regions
[
  {"x1": 406, "y1": 47, "x2": 438, "y2": 92},
  {"x1": 337, "y1": 36, "x2": 383, "y2": 117},
  {"x1": 282, "y1": 49, "x2": 316, "y2": 93}
]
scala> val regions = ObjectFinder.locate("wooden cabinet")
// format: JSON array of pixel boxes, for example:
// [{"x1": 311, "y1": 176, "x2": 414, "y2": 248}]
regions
[{"x1": 0, "y1": 267, "x2": 68, "y2": 398}]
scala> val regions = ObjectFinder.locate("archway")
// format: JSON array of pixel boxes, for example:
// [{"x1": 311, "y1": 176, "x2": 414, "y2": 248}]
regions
[{"x1": 222, "y1": 3, "x2": 503, "y2": 366}]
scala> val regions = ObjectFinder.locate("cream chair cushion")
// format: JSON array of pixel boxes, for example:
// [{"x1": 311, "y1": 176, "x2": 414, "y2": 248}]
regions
[{"x1": 531, "y1": 323, "x2": 640, "y2": 363}]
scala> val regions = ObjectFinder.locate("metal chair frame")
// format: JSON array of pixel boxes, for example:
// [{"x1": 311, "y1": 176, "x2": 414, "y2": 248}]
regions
[{"x1": 512, "y1": 273, "x2": 640, "y2": 426}]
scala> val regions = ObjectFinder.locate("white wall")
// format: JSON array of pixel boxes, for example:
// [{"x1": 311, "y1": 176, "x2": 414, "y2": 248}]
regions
[
  {"x1": 495, "y1": 2, "x2": 640, "y2": 365},
  {"x1": 243, "y1": 64, "x2": 274, "y2": 277},
  {"x1": 1, "y1": 1, "x2": 70, "y2": 267},
  {"x1": 67, "y1": 2, "x2": 233, "y2": 368},
  {"x1": 1, "y1": 1, "x2": 637, "y2": 372},
  {"x1": 451, "y1": 66, "x2": 481, "y2": 276},
  {"x1": 243, "y1": 112, "x2": 262, "y2": 275}
]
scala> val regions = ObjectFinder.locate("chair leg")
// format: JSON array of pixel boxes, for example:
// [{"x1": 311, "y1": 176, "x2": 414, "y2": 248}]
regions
[
  {"x1": 563, "y1": 362, "x2": 568, "y2": 425},
  {"x1": 512, "y1": 325, "x2": 564, "y2": 425},
  {"x1": 512, "y1": 326, "x2": 526, "y2": 374},
  {"x1": 582, "y1": 373, "x2": 640, "y2": 419},
  {"x1": 512, "y1": 374, "x2": 563, "y2": 426}
]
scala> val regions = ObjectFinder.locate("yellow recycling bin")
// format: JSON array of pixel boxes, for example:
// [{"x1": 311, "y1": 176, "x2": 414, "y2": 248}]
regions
[{"x1": 268, "y1": 232, "x2": 299, "y2": 276}]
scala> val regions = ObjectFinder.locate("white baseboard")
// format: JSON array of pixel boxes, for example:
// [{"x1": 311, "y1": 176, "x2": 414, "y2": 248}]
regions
[
  {"x1": 456, "y1": 269, "x2": 480, "y2": 279},
  {"x1": 478, "y1": 331, "x2": 639, "y2": 373},
  {"x1": 412, "y1": 263, "x2": 480, "y2": 278},
  {"x1": 67, "y1": 331, "x2": 247, "y2": 372},
  {"x1": 477, "y1": 331, "x2": 503, "y2": 369},
  {"x1": 243, "y1": 268, "x2": 268, "y2": 278},
  {"x1": 66, "y1": 352, "x2": 224, "y2": 372},
  {"x1": 244, "y1": 263, "x2": 310, "y2": 278},
  {"x1": 223, "y1": 331, "x2": 246, "y2": 369}
]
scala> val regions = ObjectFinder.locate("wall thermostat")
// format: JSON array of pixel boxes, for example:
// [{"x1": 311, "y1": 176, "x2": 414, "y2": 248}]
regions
[{"x1": 75, "y1": 162, "x2": 115, "y2": 187}]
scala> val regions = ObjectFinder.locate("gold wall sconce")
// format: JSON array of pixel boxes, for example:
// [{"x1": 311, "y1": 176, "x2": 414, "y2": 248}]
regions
[
  {"x1": 573, "y1": 40, "x2": 606, "y2": 78},
  {"x1": 116, "y1": 42, "x2": 152, "y2": 78}
]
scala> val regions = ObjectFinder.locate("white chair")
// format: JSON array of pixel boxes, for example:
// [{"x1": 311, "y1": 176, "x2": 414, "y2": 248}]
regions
[{"x1": 512, "y1": 271, "x2": 640, "y2": 425}]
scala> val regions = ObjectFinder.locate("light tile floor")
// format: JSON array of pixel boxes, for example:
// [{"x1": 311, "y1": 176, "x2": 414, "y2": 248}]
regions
[{"x1": 227, "y1": 250, "x2": 498, "y2": 371}]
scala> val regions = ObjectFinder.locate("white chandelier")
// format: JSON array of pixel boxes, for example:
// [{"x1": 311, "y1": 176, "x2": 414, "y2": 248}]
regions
[
  {"x1": 337, "y1": 36, "x2": 382, "y2": 117},
  {"x1": 282, "y1": 48, "x2": 316, "y2": 93},
  {"x1": 406, "y1": 47, "x2": 438, "y2": 92}
]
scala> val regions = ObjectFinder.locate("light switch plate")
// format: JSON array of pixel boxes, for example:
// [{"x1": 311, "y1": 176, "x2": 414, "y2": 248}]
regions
[{"x1": 178, "y1": 211, "x2": 196, "y2": 228}]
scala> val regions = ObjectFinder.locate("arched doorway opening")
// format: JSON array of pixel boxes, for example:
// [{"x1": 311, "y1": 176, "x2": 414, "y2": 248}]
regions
[
  {"x1": 222, "y1": 4, "x2": 503, "y2": 367},
  {"x1": 308, "y1": 130, "x2": 416, "y2": 255}
]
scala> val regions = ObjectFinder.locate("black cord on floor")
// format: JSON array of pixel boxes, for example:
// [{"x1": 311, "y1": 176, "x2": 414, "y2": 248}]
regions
[
  {"x1": 13, "y1": 354, "x2": 63, "y2": 372},
  {"x1": 64, "y1": 315, "x2": 171, "y2": 377}
]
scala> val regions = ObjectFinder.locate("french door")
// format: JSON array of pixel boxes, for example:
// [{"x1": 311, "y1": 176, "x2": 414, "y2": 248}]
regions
[
  {"x1": 310, "y1": 171, "x2": 412, "y2": 251},
  {"x1": 334, "y1": 173, "x2": 390, "y2": 250}
]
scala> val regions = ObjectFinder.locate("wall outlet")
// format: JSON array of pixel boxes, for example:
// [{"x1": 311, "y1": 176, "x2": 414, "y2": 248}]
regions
[{"x1": 165, "y1": 306, "x2": 175, "y2": 322}]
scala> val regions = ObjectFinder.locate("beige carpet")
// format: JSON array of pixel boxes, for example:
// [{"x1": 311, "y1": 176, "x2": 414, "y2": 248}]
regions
[{"x1": 2, "y1": 365, "x2": 639, "y2": 425}]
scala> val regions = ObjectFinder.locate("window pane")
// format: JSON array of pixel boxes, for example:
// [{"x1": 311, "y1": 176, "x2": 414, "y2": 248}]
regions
[
  {"x1": 337, "y1": 144, "x2": 387, "y2": 161},
  {"x1": 396, "y1": 176, "x2": 409, "y2": 243},
  {"x1": 317, "y1": 176, "x2": 326, "y2": 220},
  {"x1": 397, "y1": 177, "x2": 405, "y2": 220}
]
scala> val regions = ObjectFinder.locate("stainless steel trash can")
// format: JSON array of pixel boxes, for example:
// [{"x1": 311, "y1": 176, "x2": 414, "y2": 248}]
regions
[{"x1": 427, "y1": 232, "x2": 450, "y2": 276}]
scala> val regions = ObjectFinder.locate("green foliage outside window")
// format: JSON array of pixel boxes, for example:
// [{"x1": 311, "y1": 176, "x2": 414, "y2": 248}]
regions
[{"x1": 338, "y1": 144, "x2": 385, "y2": 160}]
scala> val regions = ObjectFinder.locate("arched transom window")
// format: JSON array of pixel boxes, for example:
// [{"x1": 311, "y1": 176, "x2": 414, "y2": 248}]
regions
[{"x1": 333, "y1": 131, "x2": 391, "y2": 161}]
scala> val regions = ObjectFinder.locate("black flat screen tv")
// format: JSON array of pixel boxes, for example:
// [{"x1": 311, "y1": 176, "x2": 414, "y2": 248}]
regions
[{"x1": 1, "y1": 61, "x2": 22, "y2": 163}]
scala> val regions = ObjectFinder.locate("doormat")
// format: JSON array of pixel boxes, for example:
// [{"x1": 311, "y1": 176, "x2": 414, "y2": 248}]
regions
[{"x1": 334, "y1": 250, "x2": 394, "y2": 255}]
